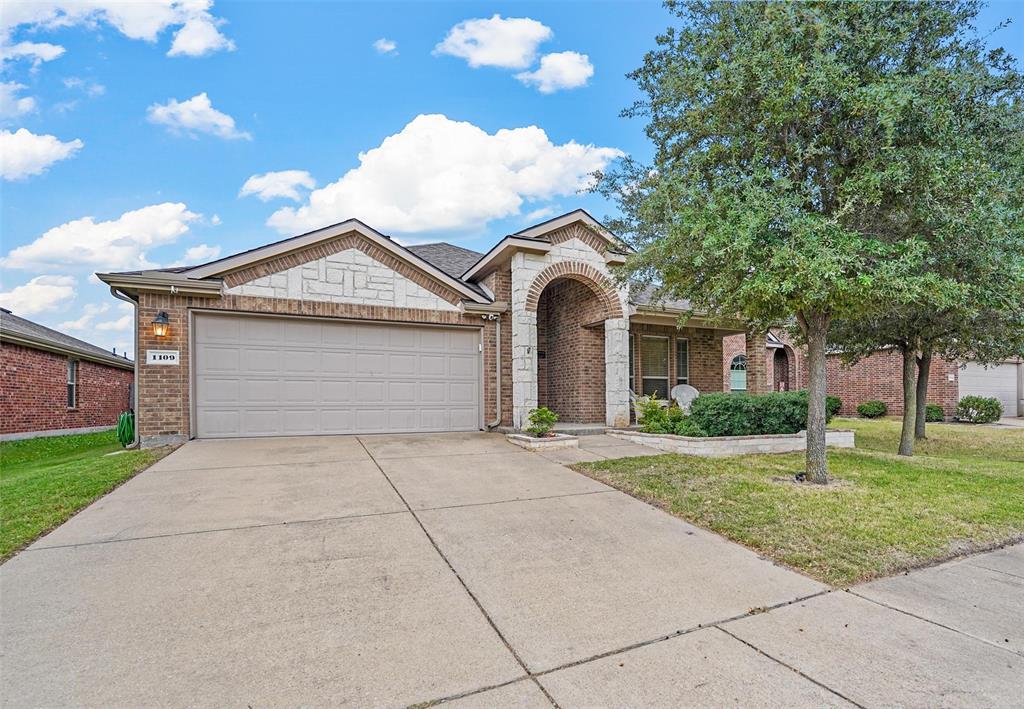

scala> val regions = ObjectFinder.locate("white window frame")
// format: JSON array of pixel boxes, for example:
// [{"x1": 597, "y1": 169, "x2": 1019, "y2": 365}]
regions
[
  {"x1": 67, "y1": 359, "x2": 78, "y2": 409},
  {"x1": 641, "y1": 335, "x2": 670, "y2": 398},
  {"x1": 675, "y1": 338, "x2": 689, "y2": 385},
  {"x1": 730, "y1": 354, "x2": 747, "y2": 392}
]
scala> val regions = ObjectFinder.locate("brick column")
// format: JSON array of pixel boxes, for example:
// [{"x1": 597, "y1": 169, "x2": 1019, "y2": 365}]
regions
[{"x1": 745, "y1": 330, "x2": 770, "y2": 394}]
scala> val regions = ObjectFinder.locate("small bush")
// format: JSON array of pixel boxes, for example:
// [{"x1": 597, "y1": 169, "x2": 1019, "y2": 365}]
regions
[
  {"x1": 672, "y1": 417, "x2": 707, "y2": 437},
  {"x1": 826, "y1": 395, "x2": 842, "y2": 420},
  {"x1": 525, "y1": 406, "x2": 558, "y2": 437},
  {"x1": 686, "y1": 390, "x2": 832, "y2": 437},
  {"x1": 955, "y1": 396, "x2": 1003, "y2": 424},
  {"x1": 856, "y1": 400, "x2": 888, "y2": 418},
  {"x1": 925, "y1": 403, "x2": 945, "y2": 422}
]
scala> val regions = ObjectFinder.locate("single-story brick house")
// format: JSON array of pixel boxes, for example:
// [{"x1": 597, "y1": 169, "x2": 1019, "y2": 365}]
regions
[
  {"x1": 0, "y1": 309, "x2": 134, "y2": 441},
  {"x1": 99, "y1": 210, "x2": 779, "y2": 447},
  {"x1": 723, "y1": 331, "x2": 1023, "y2": 418}
]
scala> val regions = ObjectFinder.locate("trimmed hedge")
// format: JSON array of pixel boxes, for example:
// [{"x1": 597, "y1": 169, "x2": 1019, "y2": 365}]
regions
[
  {"x1": 925, "y1": 403, "x2": 945, "y2": 422},
  {"x1": 856, "y1": 400, "x2": 888, "y2": 418},
  {"x1": 685, "y1": 391, "x2": 840, "y2": 438},
  {"x1": 956, "y1": 396, "x2": 1003, "y2": 424}
]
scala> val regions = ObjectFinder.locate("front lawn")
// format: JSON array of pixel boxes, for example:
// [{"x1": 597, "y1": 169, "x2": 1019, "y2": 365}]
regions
[
  {"x1": 0, "y1": 430, "x2": 165, "y2": 560},
  {"x1": 574, "y1": 418, "x2": 1024, "y2": 586}
]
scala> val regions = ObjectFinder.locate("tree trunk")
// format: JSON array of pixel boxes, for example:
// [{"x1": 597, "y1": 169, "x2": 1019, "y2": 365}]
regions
[
  {"x1": 798, "y1": 309, "x2": 830, "y2": 484},
  {"x1": 899, "y1": 344, "x2": 917, "y2": 457},
  {"x1": 915, "y1": 348, "x2": 933, "y2": 440}
]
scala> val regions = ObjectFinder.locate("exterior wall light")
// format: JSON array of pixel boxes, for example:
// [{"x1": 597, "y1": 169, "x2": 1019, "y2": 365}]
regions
[{"x1": 151, "y1": 311, "x2": 170, "y2": 338}]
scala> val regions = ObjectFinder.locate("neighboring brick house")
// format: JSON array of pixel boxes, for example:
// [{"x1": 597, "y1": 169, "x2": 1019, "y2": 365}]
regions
[
  {"x1": 1, "y1": 309, "x2": 134, "y2": 441},
  {"x1": 724, "y1": 330, "x2": 1022, "y2": 418},
  {"x1": 99, "y1": 210, "x2": 774, "y2": 447}
]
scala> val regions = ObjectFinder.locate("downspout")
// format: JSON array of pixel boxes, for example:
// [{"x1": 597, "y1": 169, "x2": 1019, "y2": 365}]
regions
[
  {"x1": 483, "y1": 313, "x2": 501, "y2": 428},
  {"x1": 110, "y1": 286, "x2": 140, "y2": 447}
]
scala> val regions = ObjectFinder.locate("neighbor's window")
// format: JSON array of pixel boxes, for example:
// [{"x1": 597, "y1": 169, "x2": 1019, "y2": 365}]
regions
[
  {"x1": 628, "y1": 333, "x2": 635, "y2": 392},
  {"x1": 730, "y1": 354, "x2": 747, "y2": 391},
  {"x1": 641, "y1": 336, "x2": 669, "y2": 397},
  {"x1": 67, "y1": 359, "x2": 78, "y2": 408},
  {"x1": 676, "y1": 339, "x2": 689, "y2": 385}
]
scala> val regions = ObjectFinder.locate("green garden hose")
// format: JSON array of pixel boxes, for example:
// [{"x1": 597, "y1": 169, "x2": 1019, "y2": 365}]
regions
[{"x1": 116, "y1": 411, "x2": 135, "y2": 448}]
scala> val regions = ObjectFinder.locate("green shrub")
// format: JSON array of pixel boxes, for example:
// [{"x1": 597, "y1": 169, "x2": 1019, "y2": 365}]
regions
[
  {"x1": 826, "y1": 395, "x2": 842, "y2": 419},
  {"x1": 955, "y1": 396, "x2": 1002, "y2": 424},
  {"x1": 672, "y1": 417, "x2": 707, "y2": 437},
  {"x1": 687, "y1": 390, "x2": 830, "y2": 437},
  {"x1": 636, "y1": 394, "x2": 665, "y2": 430},
  {"x1": 525, "y1": 406, "x2": 558, "y2": 437},
  {"x1": 856, "y1": 400, "x2": 888, "y2": 418},
  {"x1": 925, "y1": 403, "x2": 945, "y2": 422}
]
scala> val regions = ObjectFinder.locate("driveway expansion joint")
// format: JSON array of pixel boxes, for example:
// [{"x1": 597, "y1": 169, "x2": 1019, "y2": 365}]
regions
[
  {"x1": 355, "y1": 436, "x2": 561, "y2": 708},
  {"x1": 715, "y1": 625, "x2": 866, "y2": 708}
]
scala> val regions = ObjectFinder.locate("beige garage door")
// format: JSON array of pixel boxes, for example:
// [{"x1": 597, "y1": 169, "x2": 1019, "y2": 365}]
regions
[
  {"x1": 959, "y1": 361, "x2": 1021, "y2": 418},
  {"x1": 194, "y1": 314, "x2": 481, "y2": 438}
]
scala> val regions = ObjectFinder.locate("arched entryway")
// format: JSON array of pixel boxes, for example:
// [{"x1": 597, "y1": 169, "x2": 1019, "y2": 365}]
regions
[
  {"x1": 536, "y1": 277, "x2": 607, "y2": 423},
  {"x1": 771, "y1": 345, "x2": 795, "y2": 391},
  {"x1": 511, "y1": 260, "x2": 630, "y2": 429}
]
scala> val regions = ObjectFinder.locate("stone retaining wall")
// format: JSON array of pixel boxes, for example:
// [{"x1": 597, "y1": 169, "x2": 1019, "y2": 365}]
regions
[{"x1": 605, "y1": 428, "x2": 855, "y2": 457}]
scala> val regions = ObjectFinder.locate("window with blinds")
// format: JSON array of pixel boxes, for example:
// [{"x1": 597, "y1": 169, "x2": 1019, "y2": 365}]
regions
[
  {"x1": 676, "y1": 339, "x2": 689, "y2": 385},
  {"x1": 641, "y1": 336, "x2": 669, "y2": 397}
]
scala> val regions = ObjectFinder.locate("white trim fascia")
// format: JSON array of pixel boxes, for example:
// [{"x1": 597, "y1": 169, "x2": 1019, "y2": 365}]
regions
[
  {"x1": 462, "y1": 236, "x2": 552, "y2": 282},
  {"x1": 514, "y1": 209, "x2": 612, "y2": 241},
  {"x1": 96, "y1": 271, "x2": 224, "y2": 297},
  {"x1": 183, "y1": 219, "x2": 490, "y2": 304}
]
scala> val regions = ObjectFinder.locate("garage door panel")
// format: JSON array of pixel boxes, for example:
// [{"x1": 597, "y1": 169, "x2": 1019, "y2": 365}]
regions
[
  {"x1": 960, "y1": 362, "x2": 1020, "y2": 417},
  {"x1": 321, "y1": 351, "x2": 353, "y2": 374},
  {"x1": 321, "y1": 380, "x2": 352, "y2": 404},
  {"x1": 242, "y1": 348, "x2": 279, "y2": 373},
  {"x1": 194, "y1": 315, "x2": 481, "y2": 437}
]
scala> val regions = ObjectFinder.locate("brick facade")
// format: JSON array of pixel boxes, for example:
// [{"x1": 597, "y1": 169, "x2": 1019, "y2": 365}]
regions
[
  {"x1": 723, "y1": 331, "x2": 961, "y2": 416},
  {"x1": 629, "y1": 322, "x2": 725, "y2": 399},
  {"x1": 1, "y1": 342, "x2": 132, "y2": 437}
]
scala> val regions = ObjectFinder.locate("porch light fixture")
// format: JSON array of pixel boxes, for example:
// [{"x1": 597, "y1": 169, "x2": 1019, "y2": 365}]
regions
[{"x1": 151, "y1": 311, "x2": 170, "y2": 338}]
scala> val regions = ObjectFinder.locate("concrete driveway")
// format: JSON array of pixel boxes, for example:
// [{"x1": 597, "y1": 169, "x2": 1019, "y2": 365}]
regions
[{"x1": 2, "y1": 433, "x2": 1021, "y2": 707}]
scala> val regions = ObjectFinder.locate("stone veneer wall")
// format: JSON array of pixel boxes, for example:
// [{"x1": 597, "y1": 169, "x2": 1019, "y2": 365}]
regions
[{"x1": 226, "y1": 248, "x2": 459, "y2": 312}]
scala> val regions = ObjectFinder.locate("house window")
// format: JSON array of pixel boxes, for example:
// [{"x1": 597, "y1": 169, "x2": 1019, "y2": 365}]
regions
[
  {"x1": 641, "y1": 336, "x2": 669, "y2": 397},
  {"x1": 676, "y1": 339, "x2": 689, "y2": 385},
  {"x1": 628, "y1": 333, "x2": 635, "y2": 392},
  {"x1": 730, "y1": 354, "x2": 747, "y2": 391},
  {"x1": 67, "y1": 359, "x2": 78, "y2": 408}
]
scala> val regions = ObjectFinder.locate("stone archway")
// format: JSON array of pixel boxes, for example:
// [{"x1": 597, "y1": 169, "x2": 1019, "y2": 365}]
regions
[{"x1": 511, "y1": 260, "x2": 629, "y2": 429}]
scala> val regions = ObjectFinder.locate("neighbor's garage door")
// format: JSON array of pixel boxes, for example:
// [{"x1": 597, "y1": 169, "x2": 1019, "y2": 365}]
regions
[
  {"x1": 959, "y1": 361, "x2": 1021, "y2": 418},
  {"x1": 193, "y1": 313, "x2": 481, "y2": 438}
]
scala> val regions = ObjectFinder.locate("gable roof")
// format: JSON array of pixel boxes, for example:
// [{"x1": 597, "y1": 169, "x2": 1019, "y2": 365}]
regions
[
  {"x1": 405, "y1": 243, "x2": 482, "y2": 279},
  {"x1": 0, "y1": 309, "x2": 134, "y2": 369}
]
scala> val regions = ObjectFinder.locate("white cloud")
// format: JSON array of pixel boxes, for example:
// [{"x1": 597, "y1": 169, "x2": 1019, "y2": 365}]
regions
[
  {"x1": 525, "y1": 206, "x2": 557, "y2": 221},
  {"x1": 373, "y1": 38, "x2": 397, "y2": 55},
  {"x1": 182, "y1": 243, "x2": 220, "y2": 263},
  {"x1": 95, "y1": 313, "x2": 133, "y2": 331},
  {"x1": 147, "y1": 92, "x2": 250, "y2": 140},
  {"x1": 516, "y1": 51, "x2": 594, "y2": 93},
  {"x1": 63, "y1": 76, "x2": 105, "y2": 97},
  {"x1": 240, "y1": 170, "x2": 316, "y2": 201},
  {"x1": 267, "y1": 114, "x2": 622, "y2": 235},
  {"x1": 435, "y1": 15, "x2": 552, "y2": 69},
  {"x1": 1, "y1": 202, "x2": 199, "y2": 271},
  {"x1": 0, "y1": 128, "x2": 83, "y2": 180},
  {"x1": 168, "y1": 12, "x2": 235, "y2": 57},
  {"x1": 0, "y1": 81, "x2": 36, "y2": 118},
  {"x1": 59, "y1": 302, "x2": 109, "y2": 330},
  {"x1": 0, "y1": 275, "x2": 76, "y2": 315},
  {"x1": 1, "y1": 41, "x2": 66, "y2": 66},
  {"x1": 0, "y1": 1, "x2": 233, "y2": 61},
  {"x1": 210, "y1": 214, "x2": 221, "y2": 225}
]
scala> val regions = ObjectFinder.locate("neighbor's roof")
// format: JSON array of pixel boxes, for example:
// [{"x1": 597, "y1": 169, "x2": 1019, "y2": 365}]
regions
[{"x1": 0, "y1": 309, "x2": 134, "y2": 369}]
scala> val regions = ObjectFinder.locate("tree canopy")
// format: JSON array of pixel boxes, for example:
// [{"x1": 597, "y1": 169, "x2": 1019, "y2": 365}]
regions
[{"x1": 599, "y1": 0, "x2": 1024, "y2": 481}]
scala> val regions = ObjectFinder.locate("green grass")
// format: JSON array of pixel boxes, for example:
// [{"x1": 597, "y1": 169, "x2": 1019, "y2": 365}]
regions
[
  {"x1": 1, "y1": 430, "x2": 165, "y2": 560},
  {"x1": 575, "y1": 418, "x2": 1024, "y2": 586}
]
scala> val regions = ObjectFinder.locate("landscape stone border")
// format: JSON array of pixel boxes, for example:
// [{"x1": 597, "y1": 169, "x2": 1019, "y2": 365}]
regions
[
  {"x1": 605, "y1": 429, "x2": 855, "y2": 457},
  {"x1": 506, "y1": 433, "x2": 580, "y2": 451}
]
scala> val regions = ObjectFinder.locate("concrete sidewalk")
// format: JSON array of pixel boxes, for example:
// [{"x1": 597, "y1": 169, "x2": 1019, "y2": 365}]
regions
[{"x1": 2, "y1": 432, "x2": 1021, "y2": 707}]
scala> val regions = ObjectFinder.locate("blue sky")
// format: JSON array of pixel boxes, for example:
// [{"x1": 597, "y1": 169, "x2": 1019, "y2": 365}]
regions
[{"x1": 2, "y1": 1, "x2": 1022, "y2": 356}]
